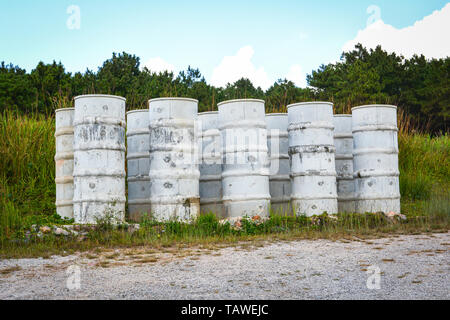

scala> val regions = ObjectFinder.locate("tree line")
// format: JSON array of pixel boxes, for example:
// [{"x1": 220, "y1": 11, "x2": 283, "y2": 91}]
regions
[{"x1": 1, "y1": 44, "x2": 448, "y2": 133}]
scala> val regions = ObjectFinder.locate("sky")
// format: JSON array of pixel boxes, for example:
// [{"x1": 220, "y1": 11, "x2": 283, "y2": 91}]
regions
[{"x1": 0, "y1": 0, "x2": 449, "y2": 89}]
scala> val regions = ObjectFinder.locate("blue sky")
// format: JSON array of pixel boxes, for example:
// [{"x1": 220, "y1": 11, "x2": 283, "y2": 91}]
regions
[{"x1": 0, "y1": 0, "x2": 449, "y2": 88}]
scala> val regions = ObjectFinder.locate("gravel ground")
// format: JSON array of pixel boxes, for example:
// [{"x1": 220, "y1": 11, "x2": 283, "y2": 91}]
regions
[{"x1": 0, "y1": 232, "x2": 449, "y2": 300}]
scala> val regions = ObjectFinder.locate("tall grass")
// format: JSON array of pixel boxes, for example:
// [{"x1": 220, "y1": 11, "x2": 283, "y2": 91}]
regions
[
  {"x1": 398, "y1": 133, "x2": 449, "y2": 200},
  {"x1": 0, "y1": 111, "x2": 57, "y2": 239}
]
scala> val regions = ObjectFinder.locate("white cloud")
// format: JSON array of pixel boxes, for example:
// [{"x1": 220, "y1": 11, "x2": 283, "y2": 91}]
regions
[
  {"x1": 343, "y1": 3, "x2": 450, "y2": 59},
  {"x1": 210, "y1": 46, "x2": 272, "y2": 90},
  {"x1": 286, "y1": 64, "x2": 307, "y2": 88},
  {"x1": 142, "y1": 57, "x2": 175, "y2": 74}
]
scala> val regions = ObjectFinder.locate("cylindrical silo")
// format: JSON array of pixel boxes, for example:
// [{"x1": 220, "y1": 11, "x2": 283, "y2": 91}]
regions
[
  {"x1": 333, "y1": 115, "x2": 356, "y2": 213},
  {"x1": 266, "y1": 113, "x2": 291, "y2": 214},
  {"x1": 73, "y1": 95, "x2": 126, "y2": 224},
  {"x1": 288, "y1": 102, "x2": 338, "y2": 216},
  {"x1": 218, "y1": 99, "x2": 271, "y2": 218},
  {"x1": 352, "y1": 105, "x2": 400, "y2": 213},
  {"x1": 198, "y1": 112, "x2": 224, "y2": 217},
  {"x1": 126, "y1": 109, "x2": 151, "y2": 221},
  {"x1": 55, "y1": 108, "x2": 74, "y2": 219},
  {"x1": 148, "y1": 98, "x2": 200, "y2": 222}
]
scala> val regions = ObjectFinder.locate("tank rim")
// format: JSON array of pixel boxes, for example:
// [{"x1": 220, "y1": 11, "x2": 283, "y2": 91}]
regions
[
  {"x1": 351, "y1": 104, "x2": 397, "y2": 112},
  {"x1": 74, "y1": 94, "x2": 126, "y2": 101},
  {"x1": 126, "y1": 109, "x2": 148, "y2": 115},
  {"x1": 266, "y1": 113, "x2": 287, "y2": 116},
  {"x1": 148, "y1": 97, "x2": 198, "y2": 103},
  {"x1": 55, "y1": 108, "x2": 75, "y2": 112},
  {"x1": 217, "y1": 99, "x2": 265, "y2": 107},
  {"x1": 198, "y1": 111, "x2": 218, "y2": 115},
  {"x1": 287, "y1": 101, "x2": 333, "y2": 109}
]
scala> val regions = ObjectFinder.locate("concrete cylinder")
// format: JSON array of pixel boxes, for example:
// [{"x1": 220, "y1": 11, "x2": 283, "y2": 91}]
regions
[
  {"x1": 198, "y1": 112, "x2": 224, "y2": 217},
  {"x1": 218, "y1": 99, "x2": 271, "y2": 218},
  {"x1": 73, "y1": 95, "x2": 126, "y2": 224},
  {"x1": 333, "y1": 115, "x2": 356, "y2": 213},
  {"x1": 55, "y1": 108, "x2": 74, "y2": 219},
  {"x1": 148, "y1": 98, "x2": 200, "y2": 221},
  {"x1": 352, "y1": 105, "x2": 400, "y2": 213},
  {"x1": 288, "y1": 102, "x2": 338, "y2": 216},
  {"x1": 126, "y1": 109, "x2": 151, "y2": 221},
  {"x1": 266, "y1": 113, "x2": 291, "y2": 214}
]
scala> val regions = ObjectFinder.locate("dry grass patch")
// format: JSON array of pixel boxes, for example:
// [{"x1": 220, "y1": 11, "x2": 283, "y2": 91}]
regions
[
  {"x1": 97, "y1": 261, "x2": 111, "y2": 268},
  {"x1": 135, "y1": 257, "x2": 158, "y2": 264},
  {"x1": 104, "y1": 253, "x2": 120, "y2": 260},
  {"x1": 398, "y1": 272, "x2": 410, "y2": 279},
  {"x1": 0, "y1": 265, "x2": 22, "y2": 275}
]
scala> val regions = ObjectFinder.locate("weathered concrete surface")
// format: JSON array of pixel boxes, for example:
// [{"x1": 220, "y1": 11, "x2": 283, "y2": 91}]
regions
[
  {"x1": 219, "y1": 99, "x2": 271, "y2": 218},
  {"x1": 352, "y1": 105, "x2": 401, "y2": 214},
  {"x1": 148, "y1": 98, "x2": 200, "y2": 221},
  {"x1": 266, "y1": 113, "x2": 291, "y2": 214},
  {"x1": 0, "y1": 232, "x2": 448, "y2": 300},
  {"x1": 73, "y1": 95, "x2": 126, "y2": 224},
  {"x1": 333, "y1": 115, "x2": 356, "y2": 213},
  {"x1": 126, "y1": 109, "x2": 151, "y2": 221},
  {"x1": 288, "y1": 102, "x2": 338, "y2": 216},
  {"x1": 55, "y1": 108, "x2": 75, "y2": 219},
  {"x1": 198, "y1": 111, "x2": 224, "y2": 217}
]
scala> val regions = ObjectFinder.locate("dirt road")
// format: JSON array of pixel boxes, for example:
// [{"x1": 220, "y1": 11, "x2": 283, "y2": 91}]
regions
[{"x1": 0, "y1": 232, "x2": 448, "y2": 299}]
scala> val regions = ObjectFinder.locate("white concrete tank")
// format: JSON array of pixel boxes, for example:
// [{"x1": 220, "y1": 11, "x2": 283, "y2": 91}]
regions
[
  {"x1": 218, "y1": 99, "x2": 271, "y2": 218},
  {"x1": 266, "y1": 113, "x2": 291, "y2": 214},
  {"x1": 73, "y1": 95, "x2": 126, "y2": 224},
  {"x1": 333, "y1": 115, "x2": 356, "y2": 213},
  {"x1": 126, "y1": 109, "x2": 151, "y2": 221},
  {"x1": 198, "y1": 112, "x2": 224, "y2": 217},
  {"x1": 148, "y1": 98, "x2": 200, "y2": 221},
  {"x1": 288, "y1": 102, "x2": 338, "y2": 216},
  {"x1": 55, "y1": 108, "x2": 74, "y2": 219},
  {"x1": 352, "y1": 105, "x2": 400, "y2": 213}
]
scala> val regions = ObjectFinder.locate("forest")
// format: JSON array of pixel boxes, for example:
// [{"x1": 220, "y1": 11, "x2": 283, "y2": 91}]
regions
[{"x1": 0, "y1": 44, "x2": 448, "y2": 133}]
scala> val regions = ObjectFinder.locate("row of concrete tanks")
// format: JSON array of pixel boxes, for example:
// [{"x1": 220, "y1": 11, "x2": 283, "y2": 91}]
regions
[{"x1": 55, "y1": 96, "x2": 400, "y2": 224}]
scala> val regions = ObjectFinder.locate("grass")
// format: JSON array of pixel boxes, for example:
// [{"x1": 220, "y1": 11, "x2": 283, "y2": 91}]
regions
[
  {"x1": 398, "y1": 133, "x2": 449, "y2": 201},
  {"x1": 1, "y1": 211, "x2": 448, "y2": 259},
  {"x1": 0, "y1": 109, "x2": 449, "y2": 258},
  {"x1": 0, "y1": 110, "x2": 71, "y2": 241}
]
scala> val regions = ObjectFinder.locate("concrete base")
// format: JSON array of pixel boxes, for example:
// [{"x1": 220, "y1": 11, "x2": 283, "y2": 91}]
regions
[
  {"x1": 223, "y1": 199, "x2": 270, "y2": 219},
  {"x1": 291, "y1": 198, "x2": 338, "y2": 216},
  {"x1": 355, "y1": 198, "x2": 401, "y2": 214}
]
